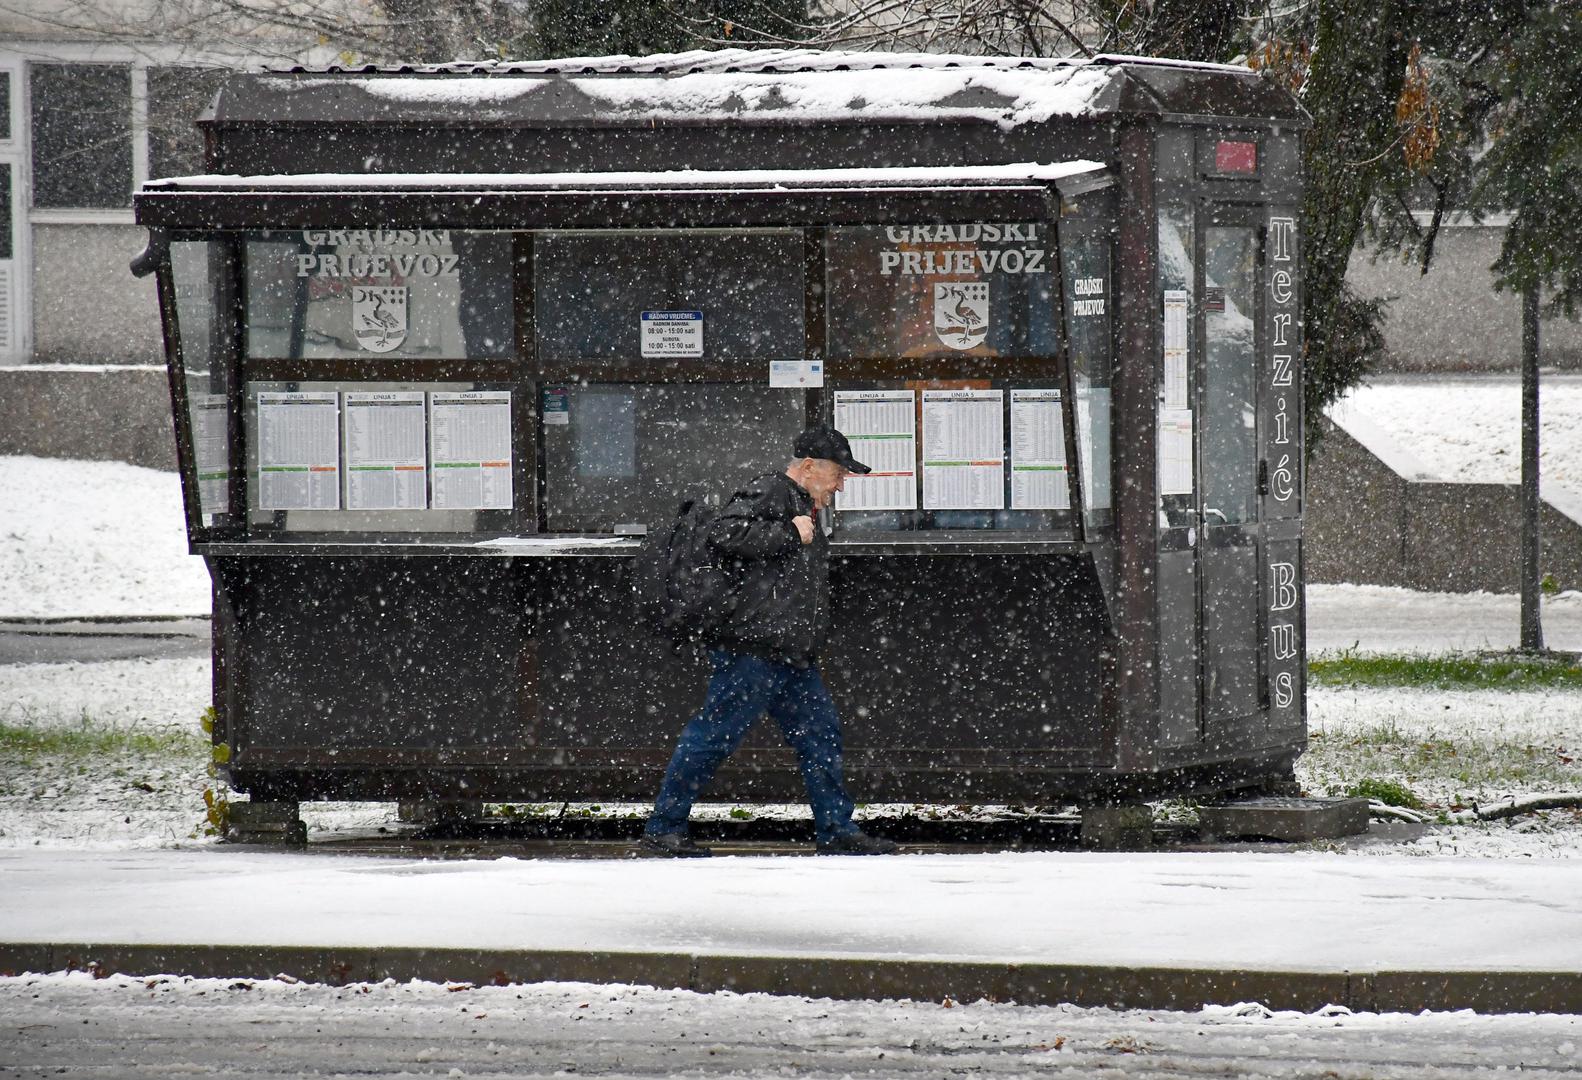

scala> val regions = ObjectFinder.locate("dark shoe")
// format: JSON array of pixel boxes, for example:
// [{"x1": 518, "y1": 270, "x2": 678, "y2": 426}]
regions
[
  {"x1": 816, "y1": 830, "x2": 899, "y2": 856},
  {"x1": 638, "y1": 832, "x2": 713, "y2": 858}
]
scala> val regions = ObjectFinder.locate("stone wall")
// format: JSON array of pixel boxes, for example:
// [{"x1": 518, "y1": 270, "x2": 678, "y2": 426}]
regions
[
  {"x1": 1306, "y1": 419, "x2": 1582, "y2": 592},
  {"x1": 1347, "y1": 226, "x2": 1582, "y2": 372},
  {"x1": 32, "y1": 225, "x2": 165, "y2": 365},
  {"x1": 0, "y1": 366, "x2": 175, "y2": 470}
]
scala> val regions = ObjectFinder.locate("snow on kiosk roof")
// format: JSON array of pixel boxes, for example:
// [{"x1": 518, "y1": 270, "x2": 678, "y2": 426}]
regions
[
  {"x1": 201, "y1": 49, "x2": 1306, "y2": 131},
  {"x1": 131, "y1": 52, "x2": 1312, "y2": 824}
]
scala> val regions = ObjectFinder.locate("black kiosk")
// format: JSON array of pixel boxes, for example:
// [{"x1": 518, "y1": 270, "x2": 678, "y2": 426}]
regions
[{"x1": 133, "y1": 51, "x2": 1309, "y2": 837}]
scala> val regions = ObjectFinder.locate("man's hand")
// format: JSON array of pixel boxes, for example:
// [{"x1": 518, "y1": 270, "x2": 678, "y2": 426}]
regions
[{"x1": 792, "y1": 515, "x2": 815, "y2": 545}]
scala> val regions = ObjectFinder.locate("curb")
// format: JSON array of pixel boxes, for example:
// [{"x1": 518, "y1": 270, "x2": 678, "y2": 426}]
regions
[
  {"x1": 0, "y1": 615, "x2": 209, "y2": 625},
  {"x1": 2, "y1": 943, "x2": 1577, "y2": 1015}
]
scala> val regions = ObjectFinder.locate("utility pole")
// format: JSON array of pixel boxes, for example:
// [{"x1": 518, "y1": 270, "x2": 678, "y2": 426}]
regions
[{"x1": 1520, "y1": 282, "x2": 1544, "y2": 652}]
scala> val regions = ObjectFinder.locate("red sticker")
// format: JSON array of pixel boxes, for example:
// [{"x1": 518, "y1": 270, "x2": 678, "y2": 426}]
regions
[{"x1": 1215, "y1": 140, "x2": 1258, "y2": 174}]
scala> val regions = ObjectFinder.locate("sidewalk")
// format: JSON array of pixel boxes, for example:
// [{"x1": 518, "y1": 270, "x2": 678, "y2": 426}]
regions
[{"x1": 5, "y1": 847, "x2": 1579, "y2": 1014}]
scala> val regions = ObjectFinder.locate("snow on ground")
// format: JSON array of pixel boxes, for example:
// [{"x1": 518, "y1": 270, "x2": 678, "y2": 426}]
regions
[
  {"x1": 2, "y1": 645, "x2": 1579, "y2": 856},
  {"x1": 6, "y1": 848, "x2": 1582, "y2": 972},
  {"x1": 0, "y1": 456, "x2": 209, "y2": 618},
  {"x1": 1307, "y1": 582, "x2": 1582, "y2": 653},
  {"x1": 0, "y1": 656, "x2": 209, "y2": 731},
  {"x1": 0, "y1": 973, "x2": 1576, "y2": 1080},
  {"x1": 1331, "y1": 374, "x2": 1582, "y2": 495},
  {"x1": 1302, "y1": 684, "x2": 1582, "y2": 858},
  {"x1": 3, "y1": 455, "x2": 1581, "y2": 856}
]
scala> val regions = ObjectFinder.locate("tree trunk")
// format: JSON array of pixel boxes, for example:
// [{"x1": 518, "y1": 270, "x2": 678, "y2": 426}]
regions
[{"x1": 1300, "y1": 2, "x2": 1420, "y2": 430}]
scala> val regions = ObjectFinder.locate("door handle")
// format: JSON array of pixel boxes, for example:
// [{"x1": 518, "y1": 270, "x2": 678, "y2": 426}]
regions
[{"x1": 1202, "y1": 506, "x2": 1229, "y2": 524}]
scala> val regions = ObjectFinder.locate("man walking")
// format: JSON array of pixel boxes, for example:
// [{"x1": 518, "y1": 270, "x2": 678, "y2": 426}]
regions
[{"x1": 640, "y1": 427, "x2": 899, "y2": 858}]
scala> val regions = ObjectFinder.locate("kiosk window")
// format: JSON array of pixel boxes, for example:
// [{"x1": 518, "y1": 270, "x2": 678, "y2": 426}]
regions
[
  {"x1": 1064, "y1": 232, "x2": 1112, "y2": 527},
  {"x1": 1158, "y1": 206, "x2": 1195, "y2": 527},
  {"x1": 825, "y1": 224, "x2": 1059, "y2": 360},
  {"x1": 244, "y1": 230, "x2": 514, "y2": 359},
  {"x1": 1203, "y1": 225, "x2": 1259, "y2": 525},
  {"x1": 542, "y1": 384, "x2": 805, "y2": 532},
  {"x1": 171, "y1": 241, "x2": 230, "y2": 524},
  {"x1": 534, "y1": 230, "x2": 804, "y2": 362},
  {"x1": 242, "y1": 380, "x2": 513, "y2": 534},
  {"x1": 833, "y1": 382, "x2": 1074, "y2": 536}
]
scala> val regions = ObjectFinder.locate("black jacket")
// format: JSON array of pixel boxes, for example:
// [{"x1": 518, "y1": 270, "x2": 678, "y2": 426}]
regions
[{"x1": 705, "y1": 471, "x2": 829, "y2": 666}]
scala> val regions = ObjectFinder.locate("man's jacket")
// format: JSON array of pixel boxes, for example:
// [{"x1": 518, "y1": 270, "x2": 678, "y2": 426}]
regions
[{"x1": 705, "y1": 471, "x2": 829, "y2": 666}]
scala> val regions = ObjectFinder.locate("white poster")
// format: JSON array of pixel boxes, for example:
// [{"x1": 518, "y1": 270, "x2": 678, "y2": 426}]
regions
[
  {"x1": 1159, "y1": 407, "x2": 1194, "y2": 496},
  {"x1": 1010, "y1": 389, "x2": 1068, "y2": 510},
  {"x1": 192, "y1": 394, "x2": 230, "y2": 518},
  {"x1": 769, "y1": 360, "x2": 824, "y2": 387},
  {"x1": 833, "y1": 389, "x2": 916, "y2": 511},
  {"x1": 430, "y1": 390, "x2": 513, "y2": 510},
  {"x1": 640, "y1": 310, "x2": 703, "y2": 358},
  {"x1": 343, "y1": 391, "x2": 427, "y2": 510},
  {"x1": 1163, "y1": 289, "x2": 1189, "y2": 409},
  {"x1": 922, "y1": 389, "x2": 1004, "y2": 511},
  {"x1": 256, "y1": 391, "x2": 340, "y2": 510}
]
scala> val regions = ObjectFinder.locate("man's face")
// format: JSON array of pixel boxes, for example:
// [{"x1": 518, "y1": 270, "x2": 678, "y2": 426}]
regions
[{"x1": 802, "y1": 458, "x2": 850, "y2": 510}]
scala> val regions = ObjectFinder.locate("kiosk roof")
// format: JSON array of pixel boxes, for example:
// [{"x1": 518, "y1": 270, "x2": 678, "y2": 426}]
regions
[{"x1": 206, "y1": 49, "x2": 1306, "y2": 130}]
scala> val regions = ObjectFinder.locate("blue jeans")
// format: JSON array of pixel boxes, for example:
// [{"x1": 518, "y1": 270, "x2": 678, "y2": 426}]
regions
[{"x1": 646, "y1": 650, "x2": 857, "y2": 845}]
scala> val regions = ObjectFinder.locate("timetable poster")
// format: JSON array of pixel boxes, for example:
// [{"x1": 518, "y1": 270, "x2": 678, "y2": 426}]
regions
[
  {"x1": 192, "y1": 393, "x2": 230, "y2": 518},
  {"x1": 256, "y1": 391, "x2": 340, "y2": 510},
  {"x1": 1010, "y1": 388, "x2": 1069, "y2": 510},
  {"x1": 430, "y1": 390, "x2": 513, "y2": 510},
  {"x1": 1163, "y1": 289, "x2": 1189, "y2": 409},
  {"x1": 921, "y1": 389, "x2": 1004, "y2": 510},
  {"x1": 833, "y1": 389, "x2": 917, "y2": 511},
  {"x1": 1159, "y1": 407, "x2": 1194, "y2": 496},
  {"x1": 343, "y1": 391, "x2": 428, "y2": 510}
]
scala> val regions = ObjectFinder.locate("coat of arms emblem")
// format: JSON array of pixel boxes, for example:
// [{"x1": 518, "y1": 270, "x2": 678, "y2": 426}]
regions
[
  {"x1": 933, "y1": 281, "x2": 989, "y2": 351},
  {"x1": 352, "y1": 285, "x2": 408, "y2": 353}
]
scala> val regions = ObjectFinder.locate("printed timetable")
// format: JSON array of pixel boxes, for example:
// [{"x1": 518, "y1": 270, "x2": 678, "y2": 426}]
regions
[
  {"x1": 834, "y1": 389, "x2": 917, "y2": 511},
  {"x1": 922, "y1": 389, "x2": 1004, "y2": 510}
]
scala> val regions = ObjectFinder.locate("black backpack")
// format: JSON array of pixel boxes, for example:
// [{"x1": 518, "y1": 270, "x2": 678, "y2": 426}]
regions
[{"x1": 633, "y1": 497, "x2": 739, "y2": 642}]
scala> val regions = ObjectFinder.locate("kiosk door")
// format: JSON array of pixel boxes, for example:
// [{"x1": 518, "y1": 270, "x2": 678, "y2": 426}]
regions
[{"x1": 1197, "y1": 212, "x2": 1263, "y2": 727}]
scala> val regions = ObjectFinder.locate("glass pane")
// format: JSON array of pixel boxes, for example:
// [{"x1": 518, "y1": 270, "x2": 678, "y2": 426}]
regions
[
  {"x1": 1064, "y1": 231, "x2": 1110, "y2": 524},
  {"x1": 244, "y1": 230, "x2": 514, "y2": 359},
  {"x1": 832, "y1": 380, "x2": 1072, "y2": 536},
  {"x1": 0, "y1": 70, "x2": 11, "y2": 142},
  {"x1": 171, "y1": 241, "x2": 229, "y2": 523},
  {"x1": 1158, "y1": 206, "x2": 1195, "y2": 528},
  {"x1": 542, "y1": 384, "x2": 806, "y2": 532},
  {"x1": 534, "y1": 230, "x2": 803, "y2": 362},
  {"x1": 30, "y1": 64, "x2": 132, "y2": 209},
  {"x1": 826, "y1": 224, "x2": 1059, "y2": 359},
  {"x1": 148, "y1": 66, "x2": 227, "y2": 181},
  {"x1": 1201, "y1": 225, "x2": 1258, "y2": 526},
  {"x1": 0, "y1": 164, "x2": 11, "y2": 261},
  {"x1": 243, "y1": 380, "x2": 507, "y2": 533}
]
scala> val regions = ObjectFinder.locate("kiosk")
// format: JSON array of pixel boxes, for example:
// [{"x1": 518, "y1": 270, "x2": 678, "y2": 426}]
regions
[{"x1": 132, "y1": 51, "x2": 1309, "y2": 832}]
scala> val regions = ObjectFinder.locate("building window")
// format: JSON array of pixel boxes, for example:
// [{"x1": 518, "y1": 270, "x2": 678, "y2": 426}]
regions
[
  {"x1": 30, "y1": 63, "x2": 133, "y2": 209},
  {"x1": 148, "y1": 66, "x2": 224, "y2": 181}
]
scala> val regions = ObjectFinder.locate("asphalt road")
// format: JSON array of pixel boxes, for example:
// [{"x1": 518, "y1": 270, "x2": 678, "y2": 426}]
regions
[
  {"x1": 0, "y1": 619, "x2": 209, "y2": 665},
  {"x1": 2, "y1": 974, "x2": 1574, "y2": 1080}
]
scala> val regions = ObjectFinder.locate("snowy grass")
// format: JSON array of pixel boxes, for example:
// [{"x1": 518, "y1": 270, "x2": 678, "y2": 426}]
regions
[
  {"x1": 0, "y1": 456, "x2": 210, "y2": 618},
  {"x1": 0, "y1": 719, "x2": 200, "y2": 760},
  {"x1": 2, "y1": 648, "x2": 1580, "y2": 855},
  {"x1": 1309, "y1": 650, "x2": 1582, "y2": 690},
  {"x1": 0, "y1": 657, "x2": 210, "y2": 732}
]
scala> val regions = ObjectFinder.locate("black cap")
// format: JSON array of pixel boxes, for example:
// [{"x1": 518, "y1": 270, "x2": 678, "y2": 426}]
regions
[{"x1": 793, "y1": 426, "x2": 871, "y2": 474}]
